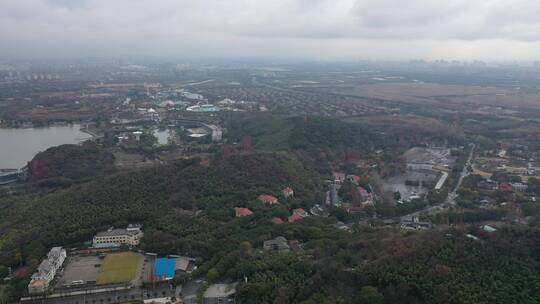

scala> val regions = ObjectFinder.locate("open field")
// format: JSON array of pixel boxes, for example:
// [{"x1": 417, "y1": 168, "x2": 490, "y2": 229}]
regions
[
  {"x1": 329, "y1": 82, "x2": 540, "y2": 111},
  {"x1": 96, "y1": 252, "x2": 142, "y2": 284}
]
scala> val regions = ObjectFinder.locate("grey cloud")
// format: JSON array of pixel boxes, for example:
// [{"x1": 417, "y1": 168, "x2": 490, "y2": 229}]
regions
[{"x1": 1, "y1": 0, "x2": 540, "y2": 60}]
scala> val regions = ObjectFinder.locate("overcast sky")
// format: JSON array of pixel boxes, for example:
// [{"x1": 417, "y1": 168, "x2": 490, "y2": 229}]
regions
[{"x1": 2, "y1": 0, "x2": 540, "y2": 61}]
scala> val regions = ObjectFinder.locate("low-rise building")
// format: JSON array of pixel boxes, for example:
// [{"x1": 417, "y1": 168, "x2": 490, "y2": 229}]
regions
[
  {"x1": 288, "y1": 208, "x2": 308, "y2": 223},
  {"x1": 282, "y1": 187, "x2": 294, "y2": 198},
  {"x1": 263, "y1": 237, "x2": 290, "y2": 252},
  {"x1": 258, "y1": 194, "x2": 279, "y2": 205},
  {"x1": 310, "y1": 204, "x2": 329, "y2": 217},
  {"x1": 271, "y1": 217, "x2": 284, "y2": 225},
  {"x1": 92, "y1": 225, "x2": 143, "y2": 248},
  {"x1": 511, "y1": 182, "x2": 528, "y2": 192},
  {"x1": 482, "y1": 225, "x2": 497, "y2": 233},
  {"x1": 332, "y1": 172, "x2": 346, "y2": 184},
  {"x1": 234, "y1": 207, "x2": 253, "y2": 217},
  {"x1": 499, "y1": 183, "x2": 513, "y2": 193},
  {"x1": 347, "y1": 175, "x2": 361, "y2": 184}
]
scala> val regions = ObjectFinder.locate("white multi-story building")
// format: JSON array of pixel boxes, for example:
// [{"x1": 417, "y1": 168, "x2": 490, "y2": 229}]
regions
[
  {"x1": 28, "y1": 247, "x2": 66, "y2": 294},
  {"x1": 92, "y1": 224, "x2": 143, "y2": 248}
]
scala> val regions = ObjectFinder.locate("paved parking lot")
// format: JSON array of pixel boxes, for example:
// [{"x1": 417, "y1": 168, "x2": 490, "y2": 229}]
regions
[{"x1": 56, "y1": 256, "x2": 102, "y2": 288}]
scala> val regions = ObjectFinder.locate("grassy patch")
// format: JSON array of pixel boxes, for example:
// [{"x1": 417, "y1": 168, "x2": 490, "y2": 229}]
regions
[{"x1": 97, "y1": 252, "x2": 141, "y2": 284}]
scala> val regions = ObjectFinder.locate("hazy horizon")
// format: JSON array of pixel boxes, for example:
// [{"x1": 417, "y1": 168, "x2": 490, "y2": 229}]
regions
[{"x1": 2, "y1": 0, "x2": 540, "y2": 61}]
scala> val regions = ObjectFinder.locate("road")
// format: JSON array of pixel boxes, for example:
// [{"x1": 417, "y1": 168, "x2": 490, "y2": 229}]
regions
[
  {"x1": 20, "y1": 284, "x2": 176, "y2": 304},
  {"x1": 400, "y1": 144, "x2": 475, "y2": 221}
]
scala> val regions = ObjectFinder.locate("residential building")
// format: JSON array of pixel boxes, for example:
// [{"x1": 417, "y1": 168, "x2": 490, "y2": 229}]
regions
[
  {"x1": 482, "y1": 225, "x2": 497, "y2": 233},
  {"x1": 258, "y1": 194, "x2": 279, "y2": 205},
  {"x1": 271, "y1": 217, "x2": 284, "y2": 225},
  {"x1": 292, "y1": 208, "x2": 308, "y2": 218},
  {"x1": 511, "y1": 182, "x2": 528, "y2": 192},
  {"x1": 346, "y1": 175, "x2": 361, "y2": 184},
  {"x1": 499, "y1": 183, "x2": 513, "y2": 193},
  {"x1": 478, "y1": 180, "x2": 498, "y2": 190},
  {"x1": 288, "y1": 213, "x2": 302, "y2": 223},
  {"x1": 288, "y1": 208, "x2": 308, "y2": 222},
  {"x1": 234, "y1": 207, "x2": 253, "y2": 217},
  {"x1": 92, "y1": 225, "x2": 143, "y2": 248},
  {"x1": 263, "y1": 236, "x2": 290, "y2": 252},
  {"x1": 282, "y1": 187, "x2": 294, "y2": 198},
  {"x1": 357, "y1": 187, "x2": 370, "y2": 201},
  {"x1": 310, "y1": 204, "x2": 329, "y2": 217}
]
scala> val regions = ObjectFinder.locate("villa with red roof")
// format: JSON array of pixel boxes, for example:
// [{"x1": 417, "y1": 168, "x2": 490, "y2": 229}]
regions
[
  {"x1": 288, "y1": 213, "x2": 302, "y2": 223},
  {"x1": 347, "y1": 175, "x2": 361, "y2": 184},
  {"x1": 358, "y1": 187, "x2": 370, "y2": 199},
  {"x1": 293, "y1": 208, "x2": 308, "y2": 218},
  {"x1": 282, "y1": 187, "x2": 294, "y2": 198},
  {"x1": 271, "y1": 217, "x2": 284, "y2": 225},
  {"x1": 258, "y1": 194, "x2": 279, "y2": 205},
  {"x1": 288, "y1": 208, "x2": 309, "y2": 222},
  {"x1": 499, "y1": 183, "x2": 513, "y2": 193},
  {"x1": 234, "y1": 207, "x2": 253, "y2": 217}
]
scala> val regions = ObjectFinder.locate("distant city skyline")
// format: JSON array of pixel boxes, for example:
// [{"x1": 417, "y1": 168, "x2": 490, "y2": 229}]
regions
[{"x1": 2, "y1": 0, "x2": 540, "y2": 61}]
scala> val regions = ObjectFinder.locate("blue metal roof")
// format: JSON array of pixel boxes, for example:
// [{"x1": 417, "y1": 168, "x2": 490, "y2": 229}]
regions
[{"x1": 155, "y1": 258, "x2": 176, "y2": 279}]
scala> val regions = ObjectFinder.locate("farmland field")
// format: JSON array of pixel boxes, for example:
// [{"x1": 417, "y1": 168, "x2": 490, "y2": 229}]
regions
[{"x1": 96, "y1": 252, "x2": 141, "y2": 284}]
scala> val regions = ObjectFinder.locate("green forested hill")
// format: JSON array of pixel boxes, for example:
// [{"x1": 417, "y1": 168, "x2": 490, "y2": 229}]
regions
[
  {"x1": 0, "y1": 153, "x2": 322, "y2": 266},
  {"x1": 27, "y1": 142, "x2": 115, "y2": 186}
]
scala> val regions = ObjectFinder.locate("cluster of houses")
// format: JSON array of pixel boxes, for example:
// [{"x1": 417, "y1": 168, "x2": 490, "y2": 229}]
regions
[
  {"x1": 498, "y1": 182, "x2": 529, "y2": 193},
  {"x1": 327, "y1": 172, "x2": 374, "y2": 214},
  {"x1": 234, "y1": 187, "x2": 312, "y2": 223},
  {"x1": 28, "y1": 247, "x2": 67, "y2": 294}
]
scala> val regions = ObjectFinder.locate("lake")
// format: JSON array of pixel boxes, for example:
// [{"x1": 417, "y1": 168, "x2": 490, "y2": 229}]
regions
[{"x1": 0, "y1": 124, "x2": 91, "y2": 169}]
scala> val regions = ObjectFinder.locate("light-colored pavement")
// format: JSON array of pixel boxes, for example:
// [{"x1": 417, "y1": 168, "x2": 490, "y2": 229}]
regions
[{"x1": 400, "y1": 144, "x2": 475, "y2": 221}]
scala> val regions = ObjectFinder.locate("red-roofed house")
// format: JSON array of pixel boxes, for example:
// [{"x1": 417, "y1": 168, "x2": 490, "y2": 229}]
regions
[
  {"x1": 358, "y1": 187, "x2": 370, "y2": 199},
  {"x1": 282, "y1": 187, "x2": 294, "y2": 198},
  {"x1": 234, "y1": 207, "x2": 253, "y2": 217},
  {"x1": 333, "y1": 172, "x2": 346, "y2": 184},
  {"x1": 258, "y1": 194, "x2": 279, "y2": 205},
  {"x1": 271, "y1": 217, "x2": 284, "y2": 225},
  {"x1": 293, "y1": 208, "x2": 308, "y2": 218},
  {"x1": 288, "y1": 208, "x2": 309, "y2": 222},
  {"x1": 347, "y1": 175, "x2": 361, "y2": 184},
  {"x1": 288, "y1": 212, "x2": 302, "y2": 223},
  {"x1": 499, "y1": 183, "x2": 513, "y2": 193}
]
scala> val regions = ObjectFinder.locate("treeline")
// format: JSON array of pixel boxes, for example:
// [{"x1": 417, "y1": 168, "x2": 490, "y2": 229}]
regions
[{"x1": 195, "y1": 225, "x2": 540, "y2": 304}]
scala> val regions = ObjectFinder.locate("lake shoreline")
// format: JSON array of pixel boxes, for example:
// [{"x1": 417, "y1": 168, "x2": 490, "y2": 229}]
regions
[{"x1": 0, "y1": 124, "x2": 92, "y2": 169}]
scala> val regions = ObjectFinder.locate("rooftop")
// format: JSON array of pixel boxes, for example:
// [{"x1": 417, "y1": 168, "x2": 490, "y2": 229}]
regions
[
  {"x1": 95, "y1": 228, "x2": 140, "y2": 237},
  {"x1": 258, "y1": 194, "x2": 279, "y2": 204},
  {"x1": 234, "y1": 207, "x2": 253, "y2": 217},
  {"x1": 155, "y1": 258, "x2": 176, "y2": 280}
]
